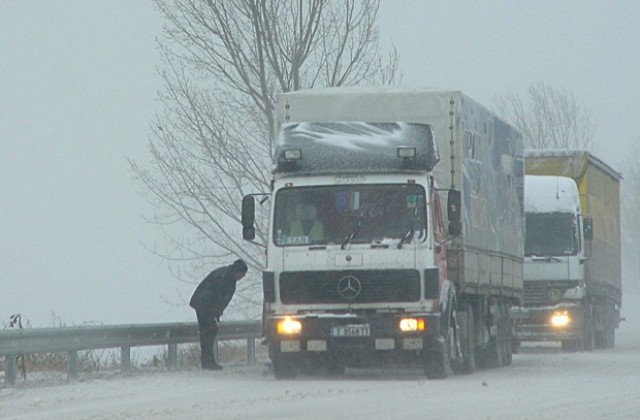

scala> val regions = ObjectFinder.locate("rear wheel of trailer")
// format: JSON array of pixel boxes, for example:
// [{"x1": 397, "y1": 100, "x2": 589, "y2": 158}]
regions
[{"x1": 478, "y1": 300, "x2": 511, "y2": 368}]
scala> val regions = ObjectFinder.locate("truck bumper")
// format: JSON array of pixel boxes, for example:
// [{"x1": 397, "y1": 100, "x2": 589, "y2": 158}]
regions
[
  {"x1": 513, "y1": 305, "x2": 584, "y2": 342},
  {"x1": 266, "y1": 313, "x2": 442, "y2": 369}
]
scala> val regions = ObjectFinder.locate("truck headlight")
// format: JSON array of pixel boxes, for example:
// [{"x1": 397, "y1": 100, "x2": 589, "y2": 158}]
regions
[
  {"x1": 398, "y1": 317, "x2": 425, "y2": 332},
  {"x1": 550, "y1": 310, "x2": 571, "y2": 328},
  {"x1": 277, "y1": 317, "x2": 302, "y2": 335}
]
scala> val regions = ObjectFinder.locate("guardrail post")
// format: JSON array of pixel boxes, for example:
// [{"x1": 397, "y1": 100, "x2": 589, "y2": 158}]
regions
[
  {"x1": 167, "y1": 343, "x2": 177, "y2": 370},
  {"x1": 121, "y1": 346, "x2": 131, "y2": 372},
  {"x1": 68, "y1": 351, "x2": 78, "y2": 378},
  {"x1": 4, "y1": 354, "x2": 17, "y2": 386},
  {"x1": 247, "y1": 338, "x2": 256, "y2": 365}
]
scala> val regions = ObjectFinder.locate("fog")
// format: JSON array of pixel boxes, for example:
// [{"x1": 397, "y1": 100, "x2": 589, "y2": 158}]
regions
[{"x1": 1, "y1": 1, "x2": 639, "y2": 327}]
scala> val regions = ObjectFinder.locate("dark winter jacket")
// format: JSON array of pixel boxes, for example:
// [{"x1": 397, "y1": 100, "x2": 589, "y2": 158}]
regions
[{"x1": 189, "y1": 265, "x2": 238, "y2": 316}]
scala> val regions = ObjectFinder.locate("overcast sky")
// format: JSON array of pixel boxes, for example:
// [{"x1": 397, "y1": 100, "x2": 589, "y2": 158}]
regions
[{"x1": 2, "y1": 1, "x2": 638, "y2": 327}]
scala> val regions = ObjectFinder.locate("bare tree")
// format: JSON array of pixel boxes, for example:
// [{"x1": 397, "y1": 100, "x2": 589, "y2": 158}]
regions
[
  {"x1": 494, "y1": 82, "x2": 597, "y2": 150},
  {"x1": 130, "y1": 0, "x2": 399, "y2": 315}
]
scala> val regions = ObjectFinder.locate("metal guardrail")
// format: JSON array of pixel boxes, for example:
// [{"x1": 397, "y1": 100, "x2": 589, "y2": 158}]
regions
[{"x1": 0, "y1": 321, "x2": 262, "y2": 387}]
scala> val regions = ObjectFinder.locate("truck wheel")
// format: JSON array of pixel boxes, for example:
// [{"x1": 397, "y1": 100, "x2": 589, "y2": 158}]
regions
[
  {"x1": 561, "y1": 339, "x2": 581, "y2": 352},
  {"x1": 606, "y1": 325, "x2": 616, "y2": 348},
  {"x1": 502, "y1": 303, "x2": 513, "y2": 366},
  {"x1": 424, "y1": 342, "x2": 449, "y2": 379},
  {"x1": 512, "y1": 338, "x2": 521, "y2": 355},
  {"x1": 271, "y1": 352, "x2": 298, "y2": 379},
  {"x1": 561, "y1": 340, "x2": 574, "y2": 352},
  {"x1": 594, "y1": 303, "x2": 616, "y2": 349},
  {"x1": 598, "y1": 316, "x2": 616, "y2": 348},
  {"x1": 479, "y1": 301, "x2": 505, "y2": 368},
  {"x1": 451, "y1": 303, "x2": 475, "y2": 375},
  {"x1": 605, "y1": 304, "x2": 617, "y2": 348},
  {"x1": 269, "y1": 343, "x2": 298, "y2": 379},
  {"x1": 325, "y1": 362, "x2": 346, "y2": 376},
  {"x1": 425, "y1": 299, "x2": 456, "y2": 379},
  {"x1": 583, "y1": 307, "x2": 595, "y2": 351}
]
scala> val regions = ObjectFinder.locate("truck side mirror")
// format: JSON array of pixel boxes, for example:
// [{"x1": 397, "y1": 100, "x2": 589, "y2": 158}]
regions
[
  {"x1": 583, "y1": 216, "x2": 593, "y2": 240},
  {"x1": 447, "y1": 189, "x2": 462, "y2": 236},
  {"x1": 447, "y1": 189, "x2": 461, "y2": 222},
  {"x1": 448, "y1": 221, "x2": 462, "y2": 236},
  {"x1": 242, "y1": 195, "x2": 256, "y2": 240}
]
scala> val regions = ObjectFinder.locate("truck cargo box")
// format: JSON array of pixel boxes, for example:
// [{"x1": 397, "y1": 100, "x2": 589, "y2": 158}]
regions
[{"x1": 277, "y1": 87, "x2": 524, "y2": 299}]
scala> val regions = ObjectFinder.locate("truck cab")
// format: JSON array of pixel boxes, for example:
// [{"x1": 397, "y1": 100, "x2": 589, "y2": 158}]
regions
[
  {"x1": 514, "y1": 175, "x2": 592, "y2": 350},
  {"x1": 514, "y1": 149, "x2": 622, "y2": 352},
  {"x1": 243, "y1": 121, "x2": 460, "y2": 379}
]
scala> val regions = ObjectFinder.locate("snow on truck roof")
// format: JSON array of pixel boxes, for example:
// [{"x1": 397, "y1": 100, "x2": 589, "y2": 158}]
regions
[
  {"x1": 525, "y1": 149, "x2": 621, "y2": 181},
  {"x1": 274, "y1": 121, "x2": 440, "y2": 175},
  {"x1": 525, "y1": 175, "x2": 580, "y2": 213}
]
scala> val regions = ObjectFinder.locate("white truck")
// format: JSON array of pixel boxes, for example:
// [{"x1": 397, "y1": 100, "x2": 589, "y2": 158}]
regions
[
  {"x1": 513, "y1": 150, "x2": 622, "y2": 351},
  {"x1": 242, "y1": 87, "x2": 524, "y2": 378}
]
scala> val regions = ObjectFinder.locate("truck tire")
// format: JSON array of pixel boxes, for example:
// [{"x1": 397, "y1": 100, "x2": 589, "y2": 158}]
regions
[
  {"x1": 270, "y1": 345, "x2": 298, "y2": 379},
  {"x1": 606, "y1": 325, "x2": 616, "y2": 348},
  {"x1": 594, "y1": 303, "x2": 616, "y2": 349},
  {"x1": 325, "y1": 362, "x2": 346, "y2": 376},
  {"x1": 561, "y1": 304, "x2": 592, "y2": 352},
  {"x1": 272, "y1": 356, "x2": 298, "y2": 379},
  {"x1": 425, "y1": 296, "x2": 457, "y2": 379},
  {"x1": 424, "y1": 338, "x2": 449, "y2": 379},
  {"x1": 478, "y1": 300, "x2": 507, "y2": 368},
  {"x1": 300, "y1": 355, "x2": 345, "y2": 377},
  {"x1": 451, "y1": 303, "x2": 475, "y2": 375},
  {"x1": 512, "y1": 338, "x2": 521, "y2": 355},
  {"x1": 502, "y1": 303, "x2": 513, "y2": 366},
  {"x1": 561, "y1": 340, "x2": 575, "y2": 352},
  {"x1": 583, "y1": 305, "x2": 595, "y2": 351}
]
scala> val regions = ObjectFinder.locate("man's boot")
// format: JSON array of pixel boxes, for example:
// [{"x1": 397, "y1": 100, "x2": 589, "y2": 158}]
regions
[{"x1": 202, "y1": 360, "x2": 223, "y2": 371}]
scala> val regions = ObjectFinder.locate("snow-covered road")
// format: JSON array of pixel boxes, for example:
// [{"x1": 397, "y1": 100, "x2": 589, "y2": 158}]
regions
[
  {"x1": 3, "y1": 290, "x2": 640, "y2": 420},
  {"x1": 2, "y1": 326, "x2": 640, "y2": 420}
]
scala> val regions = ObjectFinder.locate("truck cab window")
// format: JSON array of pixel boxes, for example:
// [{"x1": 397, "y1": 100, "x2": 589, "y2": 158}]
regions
[
  {"x1": 525, "y1": 212, "x2": 578, "y2": 256},
  {"x1": 274, "y1": 184, "x2": 427, "y2": 247}
]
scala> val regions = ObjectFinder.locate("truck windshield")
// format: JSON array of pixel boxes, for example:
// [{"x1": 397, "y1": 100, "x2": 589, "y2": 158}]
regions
[
  {"x1": 525, "y1": 212, "x2": 579, "y2": 257},
  {"x1": 273, "y1": 184, "x2": 427, "y2": 247}
]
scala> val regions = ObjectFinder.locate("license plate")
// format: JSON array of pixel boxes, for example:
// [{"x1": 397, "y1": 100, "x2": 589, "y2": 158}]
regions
[
  {"x1": 330, "y1": 324, "x2": 371, "y2": 337},
  {"x1": 402, "y1": 337, "x2": 423, "y2": 350},
  {"x1": 280, "y1": 340, "x2": 301, "y2": 352}
]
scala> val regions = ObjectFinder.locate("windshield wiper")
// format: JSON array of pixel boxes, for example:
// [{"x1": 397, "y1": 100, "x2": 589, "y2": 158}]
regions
[
  {"x1": 398, "y1": 206, "x2": 422, "y2": 249},
  {"x1": 341, "y1": 215, "x2": 363, "y2": 250},
  {"x1": 397, "y1": 222, "x2": 415, "y2": 249}
]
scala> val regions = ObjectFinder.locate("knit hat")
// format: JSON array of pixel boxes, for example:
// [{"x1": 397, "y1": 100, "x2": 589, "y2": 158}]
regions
[{"x1": 231, "y1": 259, "x2": 248, "y2": 274}]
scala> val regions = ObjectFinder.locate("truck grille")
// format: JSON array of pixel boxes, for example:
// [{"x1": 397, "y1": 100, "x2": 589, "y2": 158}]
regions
[
  {"x1": 522, "y1": 281, "x2": 579, "y2": 307},
  {"x1": 279, "y1": 270, "x2": 420, "y2": 304}
]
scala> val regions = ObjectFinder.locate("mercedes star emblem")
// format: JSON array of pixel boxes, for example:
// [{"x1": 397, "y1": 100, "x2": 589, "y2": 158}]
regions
[{"x1": 337, "y1": 275, "x2": 362, "y2": 300}]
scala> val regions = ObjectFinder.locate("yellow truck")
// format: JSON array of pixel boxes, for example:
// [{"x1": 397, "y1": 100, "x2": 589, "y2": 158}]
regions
[{"x1": 514, "y1": 150, "x2": 622, "y2": 351}]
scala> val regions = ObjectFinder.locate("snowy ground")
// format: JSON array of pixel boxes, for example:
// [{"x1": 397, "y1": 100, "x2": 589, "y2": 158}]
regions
[{"x1": 2, "y1": 291, "x2": 640, "y2": 420}]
